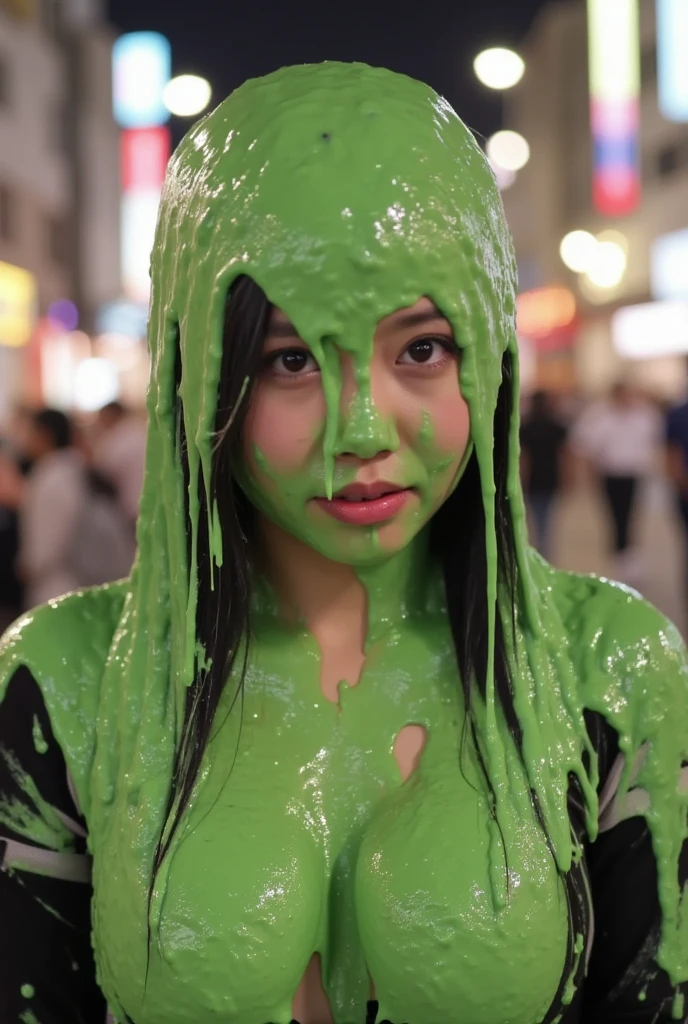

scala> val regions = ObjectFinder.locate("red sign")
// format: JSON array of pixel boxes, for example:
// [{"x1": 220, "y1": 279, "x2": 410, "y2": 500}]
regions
[
  {"x1": 517, "y1": 287, "x2": 578, "y2": 352},
  {"x1": 120, "y1": 127, "x2": 171, "y2": 192}
]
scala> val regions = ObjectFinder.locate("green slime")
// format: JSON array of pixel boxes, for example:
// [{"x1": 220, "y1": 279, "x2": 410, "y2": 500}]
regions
[{"x1": 0, "y1": 61, "x2": 687, "y2": 1024}]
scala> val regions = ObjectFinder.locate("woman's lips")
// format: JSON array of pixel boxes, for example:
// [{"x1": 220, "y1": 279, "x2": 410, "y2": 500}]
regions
[{"x1": 313, "y1": 488, "x2": 413, "y2": 526}]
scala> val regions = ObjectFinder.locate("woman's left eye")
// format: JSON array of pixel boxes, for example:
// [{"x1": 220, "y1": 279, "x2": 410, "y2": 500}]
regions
[{"x1": 398, "y1": 336, "x2": 454, "y2": 367}]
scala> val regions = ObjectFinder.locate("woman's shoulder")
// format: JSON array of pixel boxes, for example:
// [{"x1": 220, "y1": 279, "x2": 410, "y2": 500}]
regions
[
  {"x1": 0, "y1": 582, "x2": 129, "y2": 810},
  {"x1": 0, "y1": 581, "x2": 127, "y2": 687},
  {"x1": 544, "y1": 562, "x2": 688, "y2": 729}
]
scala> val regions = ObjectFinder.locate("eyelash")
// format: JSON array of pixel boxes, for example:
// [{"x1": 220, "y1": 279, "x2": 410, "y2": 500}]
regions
[{"x1": 263, "y1": 335, "x2": 456, "y2": 379}]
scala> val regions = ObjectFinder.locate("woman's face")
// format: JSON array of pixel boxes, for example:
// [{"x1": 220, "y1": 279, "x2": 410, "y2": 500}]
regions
[{"x1": 237, "y1": 297, "x2": 471, "y2": 566}]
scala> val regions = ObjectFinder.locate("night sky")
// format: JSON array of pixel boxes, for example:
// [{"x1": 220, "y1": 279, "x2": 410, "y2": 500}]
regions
[{"x1": 106, "y1": 0, "x2": 549, "y2": 146}]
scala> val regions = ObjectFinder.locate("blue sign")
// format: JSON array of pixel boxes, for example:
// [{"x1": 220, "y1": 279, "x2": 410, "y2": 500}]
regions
[
  {"x1": 112, "y1": 32, "x2": 171, "y2": 130},
  {"x1": 658, "y1": 0, "x2": 688, "y2": 122}
]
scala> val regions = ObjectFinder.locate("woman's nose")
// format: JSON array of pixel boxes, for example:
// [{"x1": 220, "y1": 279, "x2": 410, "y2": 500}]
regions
[{"x1": 334, "y1": 386, "x2": 399, "y2": 460}]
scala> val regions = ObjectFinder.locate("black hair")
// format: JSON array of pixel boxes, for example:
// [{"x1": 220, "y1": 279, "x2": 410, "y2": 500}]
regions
[
  {"x1": 149, "y1": 275, "x2": 585, "y2": 1009},
  {"x1": 32, "y1": 408, "x2": 72, "y2": 449}
]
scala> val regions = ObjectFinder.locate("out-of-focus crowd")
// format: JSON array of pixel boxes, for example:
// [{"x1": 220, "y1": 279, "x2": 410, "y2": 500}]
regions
[
  {"x1": 519, "y1": 375, "x2": 688, "y2": 599},
  {"x1": 0, "y1": 403, "x2": 146, "y2": 632}
]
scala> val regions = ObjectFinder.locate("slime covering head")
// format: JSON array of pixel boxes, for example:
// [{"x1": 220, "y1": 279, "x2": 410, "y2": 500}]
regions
[
  {"x1": 1, "y1": 60, "x2": 687, "y2": 1024},
  {"x1": 147, "y1": 58, "x2": 523, "y2": 758}
]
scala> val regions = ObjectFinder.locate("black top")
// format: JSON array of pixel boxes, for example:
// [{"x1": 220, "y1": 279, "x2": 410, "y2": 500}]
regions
[
  {"x1": 520, "y1": 415, "x2": 568, "y2": 495},
  {"x1": 1, "y1": 664, "x2": 686, "y2": 1024}
]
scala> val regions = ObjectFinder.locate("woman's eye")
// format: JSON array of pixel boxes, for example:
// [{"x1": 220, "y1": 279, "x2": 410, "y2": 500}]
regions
[
  {"x1": 399, "y1": 337, "x2": 454, "y2": 366},
  {"x1": 266, "y1": 349, "x2": 319, "y2": 376}
]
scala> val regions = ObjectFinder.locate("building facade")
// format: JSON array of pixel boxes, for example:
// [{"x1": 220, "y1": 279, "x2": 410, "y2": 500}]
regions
[
  {"x1": 0, "y1": 0, "x2": 119, "y2": 423},
  {"x1": 502, "y1": 0, "x2": 688, "y2": 399}
]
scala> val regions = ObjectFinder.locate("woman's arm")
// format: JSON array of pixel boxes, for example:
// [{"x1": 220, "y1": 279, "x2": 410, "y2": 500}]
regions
[
  {"x1": 0, "y1": 666, "x2": 105, "y2": 1023},
  {"x1": 582, "y1": 715, "x2": 688, "y2": 1022}
]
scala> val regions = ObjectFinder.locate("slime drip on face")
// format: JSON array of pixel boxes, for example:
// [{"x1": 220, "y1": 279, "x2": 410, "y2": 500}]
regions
[
  {"x1": 0, "y1": 61, "x2": 686, "y2": 1024},
  {"x1": 237, "y1": 298, "x2": 470, "y2": 567}
]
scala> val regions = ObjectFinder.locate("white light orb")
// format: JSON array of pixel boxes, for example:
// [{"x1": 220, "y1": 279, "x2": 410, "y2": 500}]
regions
[
  {"x1": 73, "y1": 358, "x2": 119, "y2": 412},
  {"x1": 162, "y1": 74, "x2": 212, "y2": 117},
  {"x1": 473, "y1": 48, "x2": 525, "y2": 90},
  {"x1": 559, "y1": 230, "x2": 598, "y2": 274},
  {"x1": 584, "y1": 240, "x2": 627, "y2": 289},
  {"x1": 486, "y1": 130, "x2": 530, "y2": 172}
]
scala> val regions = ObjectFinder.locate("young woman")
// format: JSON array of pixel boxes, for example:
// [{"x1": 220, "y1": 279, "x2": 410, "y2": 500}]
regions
[{"x1": 1, "y1": 62, "x2": 687, "y2": 1024}]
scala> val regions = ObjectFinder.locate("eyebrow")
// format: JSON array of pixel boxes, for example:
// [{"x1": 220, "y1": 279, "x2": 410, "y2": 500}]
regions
[
  {"x1": 391, "y1": 307, "x2": 449, "y2": 329},
  {"x1": 266, "y1": 306, "x2": 450, "y2": 339},
  {"x1": 266, "y1": 319, "x2": 301, "y2": 338}
]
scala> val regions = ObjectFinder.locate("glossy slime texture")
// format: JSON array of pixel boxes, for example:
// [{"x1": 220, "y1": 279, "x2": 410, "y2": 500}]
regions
[{"x1": 0, "y1": 62, "x2": 687, "y2": 1023}]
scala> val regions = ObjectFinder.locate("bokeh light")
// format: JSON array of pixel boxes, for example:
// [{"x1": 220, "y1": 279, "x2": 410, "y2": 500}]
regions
[
  {"x1": 73, "y1": 358, "x2": 119, "y2": 412},
  {"x1": 162, "y1": 74, "x2": 212, "y2": 117},
  {"x1": 584, "y1": 240, "x2": 627, "y2": 288},
  {"x1": 473, "y1": 48, "x2": 525, "y2": 90},
  {"x1": 47, "y1": 299, "x2": 79, "y2": 333},
  {"x1": 486, "y1": 131, "x2": 530, "y2": 172},
  {"x1": 559, "y1": 231, "x2": 598, "y2": 273}
]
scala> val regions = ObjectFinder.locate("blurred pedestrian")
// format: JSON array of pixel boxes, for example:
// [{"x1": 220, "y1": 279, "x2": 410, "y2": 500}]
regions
[
  {"x1": 665, "y1": 394, "x2": 688, "y2": 598},
  {"x1": 571, "y1": 383, "x2": 661, "y2": 579},
  {"x1": 0, "y1": 447, "x2": 25, "y2": 630},
  {"x1": 15, "y1": 408, "x2": 136, "y2": 608},
  {"x1": 519, "y1": 390, "x2": 569, "y2": 559},
  {"x1": 92, "y1": 401, "x2": 147, "y2": 527}
]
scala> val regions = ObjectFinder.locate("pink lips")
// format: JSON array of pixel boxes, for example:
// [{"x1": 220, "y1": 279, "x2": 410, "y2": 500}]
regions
[{"x1": 313, "y1": 482, "x2": 413, "y2": 526}]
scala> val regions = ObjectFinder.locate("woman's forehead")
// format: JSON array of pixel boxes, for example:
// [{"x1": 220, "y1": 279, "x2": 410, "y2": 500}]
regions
[{"x1": 266, "y1": 296, "x2": 449, "y2": 337}]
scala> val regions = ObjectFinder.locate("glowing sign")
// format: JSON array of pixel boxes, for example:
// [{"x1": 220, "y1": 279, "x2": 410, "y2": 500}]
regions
[
  {"x1": 587, "y1": 0, "x2": 640, "y2": 216},
  {"x1": 657, "y1": 0, "x2": 688, "y2": 122},
  {"x1": 121, "y1": 190, "x2": 163, "y2": 304},
  {"x1": 516, "y1": 287, "x2": 577, "y2": 350},
  {"x1": 112, "y1": 32, "x2": 171, "y2": 130},
  {"x1": 651, "y1": 228, "x2": 688, "y2": 300},
  {"x1": 121, "y1": 127, "x2": 171, "y2": 191},
  {"x1": 119, "y1": 126, "x2": 170, "y2": 303},
  {"x1": 612, "y1": 300, "x2": 688, "y2": 358},
  {"x1": 0, "y1": 260, "x2": 37, "y2": 347}
]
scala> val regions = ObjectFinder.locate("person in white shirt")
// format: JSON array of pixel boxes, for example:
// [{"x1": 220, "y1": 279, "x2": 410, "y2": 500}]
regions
[
  {"x1": 571, "y1": 383, "x2": 661, "y2": 571},
  {"x1": 13, "y1": 409, "x2": 136, "y2": 608},
  {"x1": 92, "y1": 402, "x2": 147, "y2": 526}
]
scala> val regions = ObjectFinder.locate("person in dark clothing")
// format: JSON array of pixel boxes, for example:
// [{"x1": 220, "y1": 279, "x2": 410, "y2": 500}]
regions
[
  {"x1": 0, "y1": 445, "x2": 29, "y2": 631},
  {"x1": 520, "y1": 391, "x2": 569, "y2": 559}
]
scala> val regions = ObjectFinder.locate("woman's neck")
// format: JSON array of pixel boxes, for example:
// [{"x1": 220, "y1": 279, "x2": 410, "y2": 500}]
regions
[{"x1": 254, "y1": 516, "x2": 435, "y2": 650}]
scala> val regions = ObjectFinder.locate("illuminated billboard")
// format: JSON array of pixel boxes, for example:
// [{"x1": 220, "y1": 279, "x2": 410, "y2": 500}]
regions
[
  {"x1": 587, "y1": 0, "x2": 641, "y2": 216},
  {"x1": 112, "y1": 32, "x2": 171, "y2": 130},
  {"x1": 651, "y1": 228, "x2": 688, "y2": 300},
  {"x1": 657, "y1": 0, "x2": 688, "y2": 122},
  {"x1": 113, "y1": 34, "x2": 172, "y2": 302},
  {"x1": 0, "y1": 261, "x2": 37, "y2": 347},
  {"x1": 612, "y1": 300, "x2": 688, "y2": 358}
]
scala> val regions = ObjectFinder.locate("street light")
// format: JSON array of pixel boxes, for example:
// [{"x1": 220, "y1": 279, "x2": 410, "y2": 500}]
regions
[
  {"x1": 559, "y1": 230, "x2": 628, "y2": 290},
  {"x1": 559, "y1": 231, "x2": 598, "y2": 274},
  {"x1": 162, "y1": 74, "x2": 212, "y2": 117},
  {"x1": 585, "y1": 241, "x2": 627, "y2": 289},
  {"x1": 486, "y1": 130, "x2": 530, "y2": 172},
  {"x1": 473, "y1": 47, "x2": 525, "y2": 90}
]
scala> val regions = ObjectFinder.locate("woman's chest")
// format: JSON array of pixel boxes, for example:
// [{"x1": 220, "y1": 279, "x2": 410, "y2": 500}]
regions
[{"x1": 92, "y1": 638, "x2": 570, "y2": 1024}]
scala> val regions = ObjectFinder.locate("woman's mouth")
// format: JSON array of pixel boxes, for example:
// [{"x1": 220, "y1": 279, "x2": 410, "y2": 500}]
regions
[{"x1": 313, "y1": 483, "x2": 414, "y2": 526}]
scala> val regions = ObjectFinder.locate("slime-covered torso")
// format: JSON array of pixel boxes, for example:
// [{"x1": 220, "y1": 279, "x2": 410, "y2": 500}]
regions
[
  {"x1": 92, "y1": 578, "x2": 569, "y2": 1024},
  {"x1": 1, "y1": 60, "x2": 687, "y2": 1024},
  {"x1": 2, "y1": 558, "x2": 687, "y2": 1024}
]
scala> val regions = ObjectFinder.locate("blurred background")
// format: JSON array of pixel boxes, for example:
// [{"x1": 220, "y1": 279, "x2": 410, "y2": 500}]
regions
[{"x1": 1, "y1": 0, "x2": 688, "y2": 636}]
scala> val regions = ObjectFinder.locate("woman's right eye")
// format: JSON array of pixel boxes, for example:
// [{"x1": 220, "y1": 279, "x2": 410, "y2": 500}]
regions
[{"x1": 265, "y1": 349, "x2": 320, "y2": 377}]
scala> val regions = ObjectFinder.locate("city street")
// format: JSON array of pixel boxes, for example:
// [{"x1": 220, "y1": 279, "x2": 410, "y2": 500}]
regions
[{"x1": 545, "y1": 478, "x2": 687, "y2": 637}]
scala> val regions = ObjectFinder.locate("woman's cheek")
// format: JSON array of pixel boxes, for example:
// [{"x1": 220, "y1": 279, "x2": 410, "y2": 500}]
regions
[
  {"x1": 432, "y1": 393, "x2": 471, "y2": 459},
  {"x1": 243, "y1": 386, "x2": 325, "y2": 474}
]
